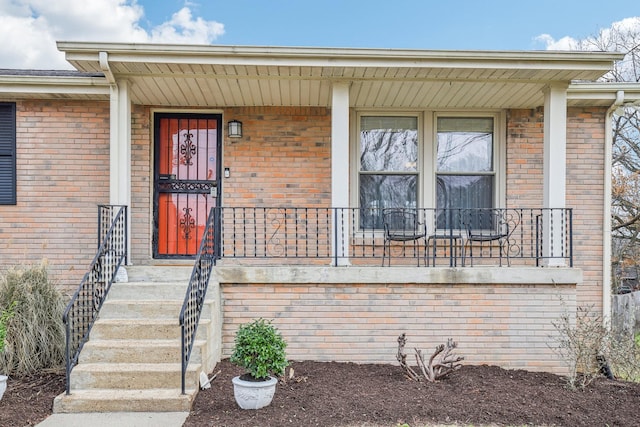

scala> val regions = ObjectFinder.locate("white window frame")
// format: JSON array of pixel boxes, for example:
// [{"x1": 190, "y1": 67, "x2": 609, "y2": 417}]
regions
[{"x1": 351, "y1": 110, "x2": 506, "y2": 230}]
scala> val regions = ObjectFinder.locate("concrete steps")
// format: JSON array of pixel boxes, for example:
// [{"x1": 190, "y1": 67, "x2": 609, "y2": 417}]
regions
[
  {"x1": 78, "y1": 338, "x2": 207, "y2": 364},
  {"x1": 53, "y1": 265, "x2": 221, "y2": 413},
  {"x1": 68, "y1": 363, "x2": 200, "y2": 390},
  {"x1": 89, "y1": 318, "x2": 213, "y2": 341}
]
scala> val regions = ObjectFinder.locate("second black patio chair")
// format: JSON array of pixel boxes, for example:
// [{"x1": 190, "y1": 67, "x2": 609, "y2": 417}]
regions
[
  {"x1": 462, "y1": 208, "x2": 520, "y2": 266},
  {"x1": 382, "y1": 208, "x2": 427, "y2": 266}
]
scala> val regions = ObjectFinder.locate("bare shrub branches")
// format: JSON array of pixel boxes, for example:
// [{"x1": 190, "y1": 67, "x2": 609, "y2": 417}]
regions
[
  {"x1": 551, "y1": 299, "x2": 640, "y2": 388},
  {"x1": 396, "y1": 333, "x2": 464, "y2": 382},
  {"x1": 550, "y1": 305, "x2": 609, "y2": 389},
  {"x1": 396, "y1": 333, "x2": 420, "y2": 381}
]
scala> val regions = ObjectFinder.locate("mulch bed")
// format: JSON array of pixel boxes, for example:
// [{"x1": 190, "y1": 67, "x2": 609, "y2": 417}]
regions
[
  {"x1": 0, "y1": 372, "x2": 65, "y2": 427},
  {"x1": 186, "y1": 359, "x2": 640, "y2": 427},
  {"x1": 1, "y1": 360, "x2": 640, "y2": 426}
]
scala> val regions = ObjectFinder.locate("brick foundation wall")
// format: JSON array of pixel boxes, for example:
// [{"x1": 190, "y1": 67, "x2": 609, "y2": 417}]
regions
[
  {"x1": 0, "y1": 100, "x2": 110, "y2": 291},
  {"x1": 221, "y1": 281, "x2": 576, "y2": 373}
]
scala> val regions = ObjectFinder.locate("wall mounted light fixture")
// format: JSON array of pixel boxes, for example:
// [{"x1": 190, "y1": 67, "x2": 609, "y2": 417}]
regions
[{"x1": 228, "y1": 120, "x2": 243, "y2": 138}]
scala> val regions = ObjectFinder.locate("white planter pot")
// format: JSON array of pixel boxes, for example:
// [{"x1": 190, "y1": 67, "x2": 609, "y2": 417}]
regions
[
  {"x1": 0, "y1": 375, "x2": 7, "y2": 400},
  {"x1": 232, "y1": 375, "x2": 277, "y2": 410}
]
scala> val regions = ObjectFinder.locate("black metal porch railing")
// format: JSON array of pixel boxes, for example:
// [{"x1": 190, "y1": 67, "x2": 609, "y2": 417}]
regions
[
  {"x1": 215, "y1": 207, "x2": 573, "y2": 267},
  {"x1": 62, "y1": 205, "x2": 128, "y2": 394},
  {"x1": 179, "y1": 207, "x2": 218, "y2": 394}
]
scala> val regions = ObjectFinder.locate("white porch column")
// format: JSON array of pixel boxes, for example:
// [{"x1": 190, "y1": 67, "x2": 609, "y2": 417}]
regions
[
  {"x1": 331, "y1": 82, "x2": 350, "y2": 265},
  {"x1": 109, "y1": 80, "x2": 132, "y2": 262},
  {"x1": 543, "y1": 83, "x2": 568, "y2": 266},
  {"x1": 110, "y1": 81, "x2": 131, "y2": 205}
]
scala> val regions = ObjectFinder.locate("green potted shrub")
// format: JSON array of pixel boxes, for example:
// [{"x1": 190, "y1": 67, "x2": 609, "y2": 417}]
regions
[{"x1": 229, "y1": 318, "x2": 288, "y2": 409}]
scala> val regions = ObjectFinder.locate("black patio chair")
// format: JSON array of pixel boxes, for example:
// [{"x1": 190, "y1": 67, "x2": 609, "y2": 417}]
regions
[
  {"x1": 382, "y1": 208, "x2": 427, "y2": 266},
  {"x1": 462, "y1": 209, "x2": 520, "y2": 266}
]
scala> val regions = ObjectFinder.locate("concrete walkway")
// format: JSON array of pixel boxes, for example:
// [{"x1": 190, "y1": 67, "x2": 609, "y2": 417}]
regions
[{"x1": 36, "y1": 412, "x2": 189, "y2": 427}]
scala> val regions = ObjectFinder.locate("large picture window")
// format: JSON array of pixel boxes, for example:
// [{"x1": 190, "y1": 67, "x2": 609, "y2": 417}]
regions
[
  {"x1": 356, "y1": 113, "x2": 500, "y2": 230},
  {"x1": 358, "y1": 116, "x2": 418, "y2": 228}
]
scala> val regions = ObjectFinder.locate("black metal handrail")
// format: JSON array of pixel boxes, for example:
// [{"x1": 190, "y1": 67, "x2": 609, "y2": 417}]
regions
[
  {"x1": 62, "y1": 205, "x2": 128, "y2": 394},
  {"x1": 215, "y1": 207, "x2": 573, "y2": 267},
  {"x1": 179, "y1": 207, "x2": 218, "y2": 394}
]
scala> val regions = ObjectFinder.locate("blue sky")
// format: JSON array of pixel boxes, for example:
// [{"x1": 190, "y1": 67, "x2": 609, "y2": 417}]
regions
[
  {"x1": 0, "y1": 0, "x2": 638, "y2": 69},
  {"x1": 137, "y1": 0, "x2": 638, "y2": 50}
]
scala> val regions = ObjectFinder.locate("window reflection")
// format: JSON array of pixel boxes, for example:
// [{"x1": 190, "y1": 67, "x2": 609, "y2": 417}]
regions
[
  {"x1": 436, "y1": 117, "x2": 495, "y2": 229},
  {"x1": 359, "y1": 116, "x2": 418, "y2": 229},
  {"x1": 360, "y1": 175, "x2": 417, "y2": 228}
]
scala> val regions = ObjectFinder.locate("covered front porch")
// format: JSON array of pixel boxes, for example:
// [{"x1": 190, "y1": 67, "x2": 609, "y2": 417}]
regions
[{"x1": 53, "y1": 43, "x2": 617, "y2": 279}]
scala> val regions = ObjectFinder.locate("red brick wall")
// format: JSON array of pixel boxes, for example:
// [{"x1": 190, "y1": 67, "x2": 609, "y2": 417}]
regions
[
  {"x1": 127, "y1": 106, "x2": 332, "y2": 264},
  {"x1": 507, "y1": 107, "x2": 606, "y2": 310},
  {"x1": 0, "y1": 101, "x2": 605, "y2": 310},
  {"x1": 221, "y1": 107, "x2": 331, "y2": 207},
  {"x1": 506, "y1": 109, "x2": 544, "y2": 207},
  {"x1": 0, "y1": 100, "x2": 110, "y2": 291},
  {"x1": 567, "y1": 107, "x2": 606, "y2": 308},
  {"x1": 130, "y1": 105, "x2": 152, "y2": 263}
]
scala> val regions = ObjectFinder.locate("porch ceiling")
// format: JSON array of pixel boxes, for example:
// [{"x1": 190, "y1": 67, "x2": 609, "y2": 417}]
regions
[
  {"x1": 58, "y1": 42, "x2": 624, "y2": 109},
  {"x1": 105, "y1": 76, "x2": 550, "y2": 109}
]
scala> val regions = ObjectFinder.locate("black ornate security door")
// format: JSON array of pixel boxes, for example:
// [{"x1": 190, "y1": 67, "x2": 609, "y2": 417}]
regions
[{"x1": 153, "y1": 113, "x2": 221, "y2": 257}]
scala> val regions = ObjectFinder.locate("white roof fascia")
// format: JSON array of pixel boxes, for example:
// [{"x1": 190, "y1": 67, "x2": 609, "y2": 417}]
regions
[
  {"x1": 568, "y1": 82, "x2": 640, "y2": 104},
  {"x1": 57, "y1": 42, "x2": 624, "y2": 73},
  {"x1": 0, "y1": 75, "x2": 110, "y2": 96}
]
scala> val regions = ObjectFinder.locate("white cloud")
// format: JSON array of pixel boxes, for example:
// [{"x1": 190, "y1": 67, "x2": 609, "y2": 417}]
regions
[
  {"x1": 0, "y1": 0, "x2": 224, "y2": 70},
  {"x1": 535, "y1": 16, "x2": 640, "y2": 51},
  {"x1": 150, "y1": 7, "x2": 224, "y2": 44},
  {"x1": 534, "y1": 33, "x2": 580, "y2": 51}
]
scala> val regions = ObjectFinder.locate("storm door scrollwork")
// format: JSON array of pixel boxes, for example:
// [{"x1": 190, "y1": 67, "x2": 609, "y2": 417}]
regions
[
  {"x1": 179, "y1": 132, "x2": 197, "y2": 166},
  {"x1": 179, "y1": 207, "x2": 196, "y2": 241}
]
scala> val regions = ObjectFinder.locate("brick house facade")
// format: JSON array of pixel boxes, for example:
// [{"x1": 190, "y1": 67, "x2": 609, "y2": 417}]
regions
[{"x1": 2, "y1": 44, "x2": 640, "y2": 373}]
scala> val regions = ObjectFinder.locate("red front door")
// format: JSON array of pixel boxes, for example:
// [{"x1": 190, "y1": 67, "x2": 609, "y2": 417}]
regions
[{"x1": 153, "y1": 113, "x2": 221, "y2": 257}]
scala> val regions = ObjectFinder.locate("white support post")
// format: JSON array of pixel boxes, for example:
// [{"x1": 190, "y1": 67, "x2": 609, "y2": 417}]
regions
[
  {"x1": 543, "y1": 83, "x2": 568, "y2": 267},
  {"x1": 331, "y1": 82, "x2": 350, "y2": 266},
  {"x1": 603, "y1": 91, "x2": 624, "y2": 324},
  {"x1": 109, "y1": 80, "x2": 132, "y2": 263}
]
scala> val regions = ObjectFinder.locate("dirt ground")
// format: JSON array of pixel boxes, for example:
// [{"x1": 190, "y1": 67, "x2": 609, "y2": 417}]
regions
[
  {"x1": 1, "y1": 360, "x2": 640, "y2": 427},
  {"x1": 0, "y1": 372, "x2": 65, "y2": 427},
  {"x1": 185, "y1": 359, "x2": 640, "y2": 427}
]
